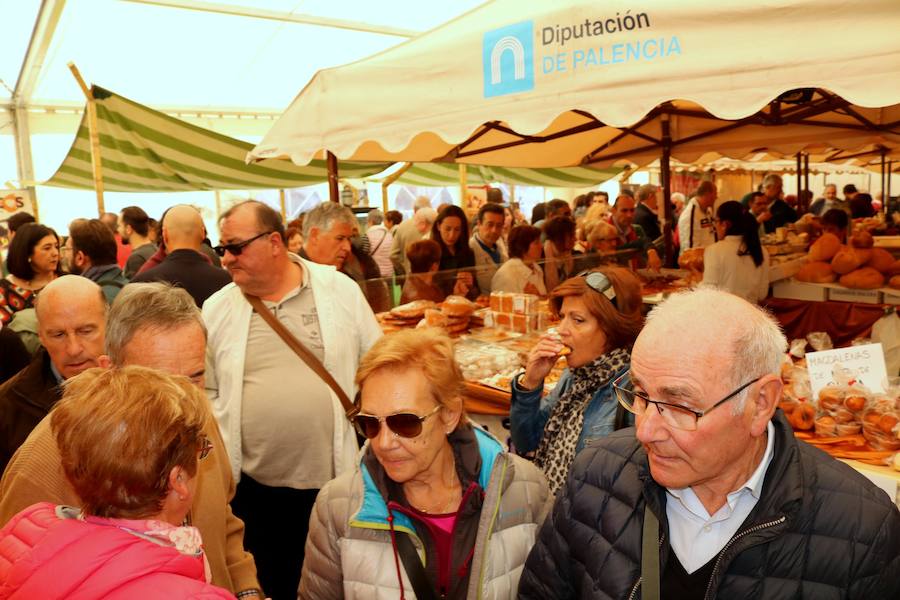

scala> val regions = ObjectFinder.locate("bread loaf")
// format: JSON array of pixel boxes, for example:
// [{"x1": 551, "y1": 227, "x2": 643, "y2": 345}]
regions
[
  {"x1": 866, "y1": 247, "x2": 896, "y2": 273},
  {"x1": 831, "y1": 246, "x2": 870, "y2": 275},
  {"x1": 850, "y1": 230, "x2": 874, "y2": 249},
  {"x1": 889, "y1": 275, "x2": 900, "y2": 290},
  {"x1": 808, "y1": 233, "x2": 842, "y2": 262},
  {"x1": 391, "y1": 299, "x2": 437, "y2": 318},
  {"x1": 795, "y1": 261, "x2": 836, "y2": 283},
  {"x1": 441, "y1": 295, "x2": 477, "y2": 317},
  {"x1": 839, "y1": 267, "x2": 885, "y2": 289},
  {"x1": 885, "y1": 260, "x2": 900, "y2": 277}
]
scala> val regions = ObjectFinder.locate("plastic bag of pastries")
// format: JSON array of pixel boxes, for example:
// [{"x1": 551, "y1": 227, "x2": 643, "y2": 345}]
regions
[{"x1": 442, "y1": 295, "x2": 478, "y2": 318}]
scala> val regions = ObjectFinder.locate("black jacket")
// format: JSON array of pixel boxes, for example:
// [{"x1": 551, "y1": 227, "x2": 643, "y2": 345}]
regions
[
  {"x1": 633, "y1": 203, "x2": 662, "y2": 241},
  {"x1": 765, "y1": 200, "x2": 798, "y2": 233},
  {"x1": 0, "y1": 349, "x2": 61, "y2": 474},
  {"x1": 518, "y1": 411, "x2": 900, "y2": 599},
  {"x1": 131, "y1": 249, "x2": 232, "y2": 308}
]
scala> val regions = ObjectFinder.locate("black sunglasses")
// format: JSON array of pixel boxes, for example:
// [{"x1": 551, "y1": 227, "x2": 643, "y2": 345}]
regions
[
  {"x1": 353, "y1": 405, "x2": 442, "y2": 439},
  {"x1": 213, "y1": 231, "x2": 273, "y2": 257}
]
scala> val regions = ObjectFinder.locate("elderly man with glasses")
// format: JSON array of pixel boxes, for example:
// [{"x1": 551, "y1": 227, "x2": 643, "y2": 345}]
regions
[{"x1": 518, "y1": 287, "x2": 900, "y2": 600}]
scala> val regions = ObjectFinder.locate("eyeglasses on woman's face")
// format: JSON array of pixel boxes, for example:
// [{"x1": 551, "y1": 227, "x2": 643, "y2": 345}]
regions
[
  {"x1": 353, "y1": 405, "x2": 442, "y2": 439},
  {"x1": 612, "y1": 371, "x2": 761, "y2": 431}
]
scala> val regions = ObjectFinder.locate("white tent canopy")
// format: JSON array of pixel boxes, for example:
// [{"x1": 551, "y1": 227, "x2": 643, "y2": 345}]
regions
[{"x1": 251, "y1": 0, "x2": 900, "y2": 168}]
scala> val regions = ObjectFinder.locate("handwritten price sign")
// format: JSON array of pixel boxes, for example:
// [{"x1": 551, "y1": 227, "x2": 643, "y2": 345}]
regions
[{"x1": 805, "y1": 343, "x2": 888, "y2": 400}]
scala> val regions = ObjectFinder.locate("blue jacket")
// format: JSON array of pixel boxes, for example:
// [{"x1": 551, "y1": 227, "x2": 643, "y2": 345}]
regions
[{"x1": 509, "y1": 364, "x2": 631, "y2": 455}]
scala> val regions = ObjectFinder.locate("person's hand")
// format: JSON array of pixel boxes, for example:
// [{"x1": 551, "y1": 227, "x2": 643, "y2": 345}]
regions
[
  {"x1": 757, "y1": 210, "x2": 772, "y2": 223},
  {"x1": 520, "y1": 334, "x2": 566, "y2": 390},
  {"x1": 453, "y1": 278, "x2": 470, "y2": 296},
  {"x1": 456, "y1": 271, "x2": 474, "y2": 287},
  {"x1": 523, "y1": 282, "x2": 540, "y2": 296}
]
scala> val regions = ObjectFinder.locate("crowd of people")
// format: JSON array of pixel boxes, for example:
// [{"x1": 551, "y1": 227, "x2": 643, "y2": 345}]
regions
[{"x1": 0, "y1": 184, "x2": 897, "y2": 599}]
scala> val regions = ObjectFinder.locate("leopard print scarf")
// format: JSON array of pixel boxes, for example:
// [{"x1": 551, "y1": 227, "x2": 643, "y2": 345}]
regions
[{"x1": 534, "y1": 347, "x2": 630, "y2": 495}]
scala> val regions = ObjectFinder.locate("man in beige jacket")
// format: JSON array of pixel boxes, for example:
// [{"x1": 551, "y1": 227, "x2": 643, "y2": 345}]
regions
[{"x1": 0, "y1": 283, "x2": 261, "y2": 598}]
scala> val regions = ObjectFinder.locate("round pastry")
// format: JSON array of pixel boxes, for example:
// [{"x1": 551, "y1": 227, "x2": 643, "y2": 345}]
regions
[
  {"x1": 791, "y1": 403, "x2": 816, "y2": 430},
  {"x1": 818, "y1": 388, "x2": 843, "y2": 411}
]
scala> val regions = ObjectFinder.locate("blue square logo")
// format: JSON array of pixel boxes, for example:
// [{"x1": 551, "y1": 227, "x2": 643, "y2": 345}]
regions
[{"x1": 483, "y1": 21, "x2": 534, "y2": 98}]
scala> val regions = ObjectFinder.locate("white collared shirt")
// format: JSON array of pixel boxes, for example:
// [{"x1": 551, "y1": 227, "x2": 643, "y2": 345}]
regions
[{"x1": 665, "y1": 421, "x2": 775, "y2": 574}]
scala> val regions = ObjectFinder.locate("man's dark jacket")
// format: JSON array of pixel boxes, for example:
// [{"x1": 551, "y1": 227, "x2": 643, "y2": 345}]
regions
[
  {"x1": 0, "y1": 349, "x2": 60, "y2": 474},
  {"x1": 518, "y1": 411, "x2": 900, "y2": 599},
  {"x1": 633, "y1": 203, "x2": 662, "y2": 241},
  {"x1": 130, "y1": 248, "x2": 232, "y2": 308},
  {"x1": 764, "y1": 200, "x2": 799, "y2": 233}
]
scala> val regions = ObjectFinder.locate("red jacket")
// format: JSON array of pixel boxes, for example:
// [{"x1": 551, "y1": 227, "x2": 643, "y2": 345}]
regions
[{"x1": 0, "y1": 503, "x2": 235, "y2": 599}]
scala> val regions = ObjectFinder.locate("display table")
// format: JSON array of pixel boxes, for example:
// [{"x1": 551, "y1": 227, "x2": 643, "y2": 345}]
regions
[{"x1": 763, "y1": 297, "x2": 891, "y2": 346}]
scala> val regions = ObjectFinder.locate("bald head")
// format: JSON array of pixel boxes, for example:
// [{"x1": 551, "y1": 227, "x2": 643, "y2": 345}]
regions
[
  {"x1": 162, "y1": 205, "x2": 205, "y2": 251},
  {"x1": 36, "y1": 275, "x2": 108, "y2": 380}
]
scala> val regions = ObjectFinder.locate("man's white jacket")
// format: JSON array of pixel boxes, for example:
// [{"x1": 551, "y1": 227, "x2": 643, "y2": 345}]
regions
[{"x1": 202, "y1": 257, "x2": 383, "y2": 483}]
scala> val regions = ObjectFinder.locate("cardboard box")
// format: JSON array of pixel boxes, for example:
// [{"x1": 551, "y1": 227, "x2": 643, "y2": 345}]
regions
[
  {"x1": 772, "y1": 278, "x2": 828, "y2": 302},
  {"x1": 828, "y1": 286, "x2": 883, "y2": 305},
  {"x1": 881, "y1": 288, "x2": 900, "y2": 306}
]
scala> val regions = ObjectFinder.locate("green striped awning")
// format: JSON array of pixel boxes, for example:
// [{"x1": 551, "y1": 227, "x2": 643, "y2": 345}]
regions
[
  {"x1": 384, "y1": 162, "x2": 623, "y2": 188},
  {"x1": 43, "y1": 86, "x2": 391, "y2": 192}
]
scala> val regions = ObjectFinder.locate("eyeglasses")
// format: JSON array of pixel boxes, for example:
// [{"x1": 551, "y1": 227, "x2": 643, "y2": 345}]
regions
[
  {"x1": 612, "y1": 371, "x2": 761, "y2": 431},
  {"x1": 213, "y1": 231, "x2": 273, "y2": 257},
  {"x1": 198, "y1": 435, "x2": 213, "y2": 460},
  {"x1": 352, "y1": 405, "x2": 442, "y2": 439}
]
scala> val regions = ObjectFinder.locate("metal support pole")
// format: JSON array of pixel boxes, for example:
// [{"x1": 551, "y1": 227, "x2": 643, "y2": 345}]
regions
[
  {"x1": 803, "y1": 153, "x2": 810, "y2": 213},
  {"x1": 326, "y1": 151, "x2": 339, "y2": 203},
  {"x1": 661, "y1": 116, "x2": 674, "y2": 266},
  {"x1": 11, "y1": 106, "x2": 38, "y2": 219},
  {"x1": 459, "y1": 164, "x2": 468, "y2": 207},
  {"x1": 381, "y1": 162, "x2": 413, "y2": 213},
  {"x1": 279, "y1": 189, "x2": 286, "y2": 219},
  {"x1": 795, "y1": 152, "x2": 802, "y2": 201},
  {"x1": 880, "y1": 149, "x2": 887, "y2": 215}
]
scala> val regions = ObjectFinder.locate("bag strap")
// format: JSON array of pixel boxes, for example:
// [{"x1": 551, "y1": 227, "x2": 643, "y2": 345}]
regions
[
  {"x1": 244, "y1": 293, "x2": 358, "y2": 420},
  {"x1": 368, "y1": 228, "x2": 387, "y2": 255},
  {"x1": 395, "y1": 531, "x2": 439, "y2": 600},
  {"x1": 641, "y1": 503, "x2": 661, "y2": 600}
]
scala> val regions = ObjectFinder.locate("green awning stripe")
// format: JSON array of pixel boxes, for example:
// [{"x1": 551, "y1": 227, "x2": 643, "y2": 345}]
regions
[{"x1": 43, "y1": 87, "x2": 389, "y2": 192}]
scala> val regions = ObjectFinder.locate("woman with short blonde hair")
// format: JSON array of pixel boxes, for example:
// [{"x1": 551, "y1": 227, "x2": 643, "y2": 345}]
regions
[
  {"x1": 300, "y1": 328, "x2": 550, "y2": 599},
  {"x1": 0, "y1": 366, "x2": 232, "y2": 598}
]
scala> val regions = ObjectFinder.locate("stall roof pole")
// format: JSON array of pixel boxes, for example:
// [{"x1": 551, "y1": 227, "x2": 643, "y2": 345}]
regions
[
  {"x1": 803, "y1": 153, "x2": 810, "y2": 214},
  {"x1": 795, "y1": 152, "x2": 802, "y2": 202},
  {"x1": 661, "y1": 116, "x2": 675, "y2": 266},
  {"x1": 327, "y1": 151, "x2": 339, "y2": 203},
  {"x1": 459, "y1": 164, "x2": 468, "y2": 207},
  {"x1": 279, "y1": 189, "x2": 286, "y2": 219},
  {"x1": 381, "y1": 162, "x2": 413, "y2": 213},
  {"x1": 67, "y1": 62, "x2": 105, "y2": 216}
]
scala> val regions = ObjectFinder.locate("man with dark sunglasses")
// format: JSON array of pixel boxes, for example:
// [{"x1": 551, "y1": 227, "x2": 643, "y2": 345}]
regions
[
  {"x1": 203, "y1": 200, "x2": 382, "y2": 599},
  {"x1": 519, "y1": 287, "x2": 900, "y2": 600}
]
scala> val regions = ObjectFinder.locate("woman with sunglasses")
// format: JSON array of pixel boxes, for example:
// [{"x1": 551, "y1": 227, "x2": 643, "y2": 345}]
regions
[
  {"x1": 702, "y1": 200, "x2": 770, "y2": 304},
  {"x1": 300, "y1": 328, "x2": 550, "y2": 600},
  {"x1": 510, "y1": 267, "x2": 643, "y2": 494},
  {"x1": 0, "y1": 366, "x2": 234, "y2": 599}
]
